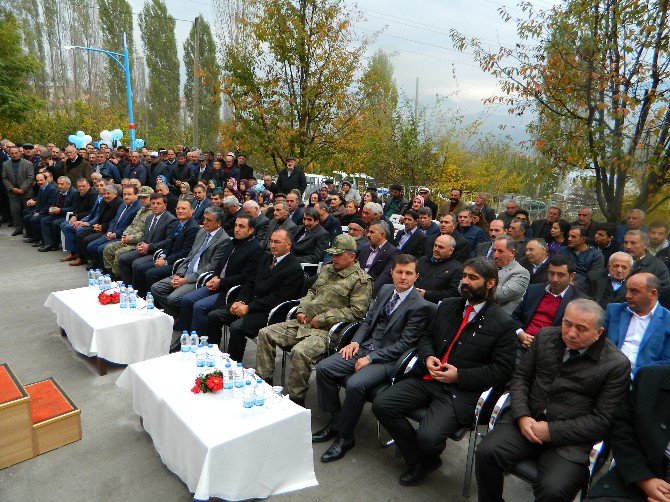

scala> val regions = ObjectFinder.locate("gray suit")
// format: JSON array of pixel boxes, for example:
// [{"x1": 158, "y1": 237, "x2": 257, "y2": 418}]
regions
[
  {"x1": 315, "y1": 285, "x2": 433, "y2": 436},
  {"x1": 494, "y1": 259, "x2": 530, "y2": 314},
  {"x1": 263, "y1": 217, "x2": 297, "y2": 250},
  {"x1": 151, "y1": 227, "x2": 230, "y2": 314},
  {"x1": 254, "y1": 213, "x2": 270, "y2": 246},
  {"x1": 2, "y1": 158, "x2": 35, "y2": 228}
]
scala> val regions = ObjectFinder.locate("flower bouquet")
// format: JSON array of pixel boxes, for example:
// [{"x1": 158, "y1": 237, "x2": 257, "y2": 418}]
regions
[
  {"x1": 98, "y1": 290, "x2": 120, "y2": 305},
  {"x1": 192, "y1": 370, "x2": 224, "y2": 394}
]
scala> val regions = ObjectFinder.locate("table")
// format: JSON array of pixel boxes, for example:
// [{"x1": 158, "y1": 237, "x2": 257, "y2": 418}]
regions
[
  {"x1": 44, "y1": 287, "x2": 173, "y2": 375},
  {"x1": 116, "y1": 353, "x2": 318, "y2": 501}
]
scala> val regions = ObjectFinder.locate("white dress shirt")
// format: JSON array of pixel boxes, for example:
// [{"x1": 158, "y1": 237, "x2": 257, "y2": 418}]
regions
[{"x1": 621, "y1": 302, "x2": 659, "y2": 371}]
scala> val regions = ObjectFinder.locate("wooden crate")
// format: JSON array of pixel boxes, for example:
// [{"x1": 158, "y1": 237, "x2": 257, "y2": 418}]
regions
[{"x1": 0, "y1": 364, "x2": 36, "y2": 469}]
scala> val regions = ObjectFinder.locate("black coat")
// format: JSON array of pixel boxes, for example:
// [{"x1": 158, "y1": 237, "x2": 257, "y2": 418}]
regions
[
  {"x1": 97, "y1": 197, "x2": 123, "y2": 232},
  {"x1": 292, "y1": 224, "x2": 330, "y2": 264},
  {"x1": 530, "y1": 219, "x2": 553, "y2": 243},
  {"x1": 510, "y1": 326, "x2": 631, "y2": 464},
  {"x1": 277, "y1": 167, "x2": 307, "y2": 195},
  {"x1": 211, "y1": 237, "x2": 264, "y2": 309},
  {"x1": 415, "y1": 256, "x2": 463, "y2": 303},
  {"x1": 518, "y1": 256, "x2": 549, "y2": 284},
  {"x1": 581, "y1": 269, "x2": 628, "y2": 309},
  {"x1": 425, "y1": 231, "x2": 470, "y2": 264},
  {"x1": 357, "y1": 241, "x2": 398, "y2": 297},
  {"x1": 72, "y1": 190, "x2": 98, "y2": 220},
  {"x1": 164, "y1": 218, "x2": 200, "y2": 265},
  {"x1": 588, "y1": 366, "x2": 670, "y2": 499},
  {"x1": 631, "y1": 252, "x2": 670, "y2": 289},
  {"x1": 393, "y1": 228, "x2": 426, "y2": 258},
  {"x1": 416, "y1": 298, "x2": 517, "y2": 424}
]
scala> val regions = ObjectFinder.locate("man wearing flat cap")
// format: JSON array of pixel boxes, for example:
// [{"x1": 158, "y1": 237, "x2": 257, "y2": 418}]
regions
[
  {"x1": 256, "y1": 234, "x2": 373, "y2": 407},
  {"x1": 277, "y1": 156, "x2": 307, "y2": 195}
]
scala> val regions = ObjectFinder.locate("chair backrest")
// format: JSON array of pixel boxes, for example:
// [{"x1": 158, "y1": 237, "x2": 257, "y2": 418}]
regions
[
  {"x1": 300, "y1": 262, "x2": 321, "y2": 277},
  {"x1": 389, "y1": 214, "x2": 403, "y2": 225},
  {"x1": 334, "y1": 321, "x2": 362, "y2": 351},
  {"x1": 267, "y1": 299, "x2": 301, "y2": 326},
  {"x1": 171, "y1": 257, "x2": 187, "y2": 275},
  {"x1": 225, "y1": 284, "x2": 242, "y2": 304}
]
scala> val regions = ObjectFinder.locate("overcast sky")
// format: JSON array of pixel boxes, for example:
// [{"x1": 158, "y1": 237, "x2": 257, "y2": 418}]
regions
[{"x1": 127, "y1": 0, "x2": 558, "y2": 141}]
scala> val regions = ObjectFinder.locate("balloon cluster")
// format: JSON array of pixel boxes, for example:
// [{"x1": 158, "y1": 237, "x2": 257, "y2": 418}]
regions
[
  {"x1": 67, "y1": 130, "x2": 93, "y2": 149},
  {"x1": 99, "y1": 129, "x2": 124, "y2": 148}
]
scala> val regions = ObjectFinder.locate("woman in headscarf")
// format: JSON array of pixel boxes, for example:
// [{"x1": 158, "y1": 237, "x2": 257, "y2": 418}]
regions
[
  {"x1": 178, "y1": 181, "x2": 195, "y2": 204},
  {"x1": 225, "y1": 177, "x2": 242, "y2": 200},
  {"x1": 411, "y1": 195, "x2": 425, "y2": 211}
]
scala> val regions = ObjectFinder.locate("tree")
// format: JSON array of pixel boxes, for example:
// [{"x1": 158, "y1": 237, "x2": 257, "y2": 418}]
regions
[
  {"x1": 183, "y1": 17, "x2": 221, "y2": 148},
  {"x1": 139, "y1": 0, "x2": 180, "y2": 132},
  {"x1": 451, "y1": 0, "x2": 670, "y2": 221},
  {"x1": 99, "y1": 0, "x2": 134, "y2": 107},
  {"x1": 0, "y1": 10, "x2": 43, "y2": 127},
  {"x1": 220, "y1": 0, "x2": 370, "y2": 173}
]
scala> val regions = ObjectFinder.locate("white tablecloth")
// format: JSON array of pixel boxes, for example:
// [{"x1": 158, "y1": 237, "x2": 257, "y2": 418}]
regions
[
  {"x1": 116, "y1": 353, "x2": 318, "y2": 500},
  {"x1": 44, "y1": 287, "x2": 173, "y2": 365}
]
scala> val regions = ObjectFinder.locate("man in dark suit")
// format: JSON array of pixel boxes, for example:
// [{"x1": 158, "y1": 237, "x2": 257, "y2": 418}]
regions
[
  {"x1": 582, "y1": 251, "x2": 632, "y2": 309},
  {"x1": 151, "y1": 207, "x2": 230, "y2": 315},
  {"x1": 393, "y1": 209, "x2": 426, "y2": 258},
  {"x1": 316, "y1": 201, "x2": 342, "y2": 241},
  {"x1": 2, "y1": 145, "x2": 35, "y2": 235},
  {"x1": 518, "y1": 238, "x2": 550, "y2": 284},
  {"x1": 372, "y1": 257, "x2": 517, "y2": 486},
  {"x1": 191, "y1": 185, "x2": 211, "y2": 224},
  {"x1": 206, "y1": 228, "x2": 304, "y2": 360},
  {"x1": 624, "y1": 230, "x2": 670, "y2": 289},
  {"x1": 594, "y1": 222, "x2": 623, "y2": 264},
  {"x1": 475, "y1": 219, "x2": 507, "y2": 259},
  {"x1": 22, "y1": 172, "x2": 56, "y2": 244},
  {"x1": 529, "y1": 206, "x2": 562, "y2": 243},
  {"x1": 415, "y1": 234, "x2": 463, "y2": 303},
  {"x1": 292, "y1": 207, "x2": 330, "y2": 264},
  {"x1": 131, "y1": 200, "x2": 200, "y2": 296},
  {"x1": 286, "y1": 192, "x2": 304, "y2": 226},
  {"x1": 476, "y1": 299, "x2": 631, "y2": 502},
  {"x1": 313, "y1": 254, "x2": 433, "y2": 462},
  {"x1": 276, "y1": 157, "x2": 307, "y2": 195},
  {"x1": 587, "y1": 365, "x2": 670, "y2": 501},
  {"x1": 425, "y1": 213, "x2": 470, "y2": 263},
  {"x1": 176, "y1": 213, "x2": 264, "y2": 337},
  {"x1": 264, "y1": 200, "x2": 297, "y2": 249},
  {"x1": 59, "y1": 177, "x2": 98, "y2": 261},
  {"x1": 37, "y1": 176, "x2": 77, "y2": 251},
  {"x1": 358, "y1": 221, "x2": 398, "y2": 296},
  {"x1": 243, "y1": 200, "x2": 269, "y2": 245}
]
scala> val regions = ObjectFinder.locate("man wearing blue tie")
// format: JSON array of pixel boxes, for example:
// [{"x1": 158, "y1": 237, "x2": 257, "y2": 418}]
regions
[{"x1": 605, "y1": 272, "x2": 670, "y2": 376}]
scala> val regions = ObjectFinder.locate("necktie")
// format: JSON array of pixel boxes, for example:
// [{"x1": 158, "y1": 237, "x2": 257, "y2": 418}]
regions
[
  {"x1": 566, "y1": 348, "x2": 581, "y2": 362},
  {"x1": 149, "y1": 215, "x2": 158, "y2": 233},
  {"x1": 270, "y1": 256, "x2": 278, "y2": 269},
  {"x1": 385, "y1": 292, "x2": 400, "y2": 317},
  {"x1": 439, "y1": 304, "x2": 475, "y2": 366},
  {"x1": 172, "y1": 222, "x2": 184, "y2": 237},
  {"x1": 186, "y1": 234, "x2": 211, "y2": 275},
  {"x1": 194, "y1": 201, "x2": 201, "y2": 212}
]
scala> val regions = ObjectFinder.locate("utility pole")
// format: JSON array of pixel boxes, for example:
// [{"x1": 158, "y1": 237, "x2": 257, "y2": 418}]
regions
[
  {"x1": 192, "y1": 16, "x2": 201, "y2": 150},
  {"x1": 414, "y1": 76, "x2": 419, "y2": 125}
]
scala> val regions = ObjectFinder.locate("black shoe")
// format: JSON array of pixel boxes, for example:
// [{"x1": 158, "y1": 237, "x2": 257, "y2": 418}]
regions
[
  {"x1": 8, "y1": 222, "x2": 13, "y2": 227},
  {"x1": 12, "y1": 228, "x2": 23, "y2": 236},
  {"x1": 23, "y1": 238, "x2": 36, "y2": 243},
  {"x1": 320, "y1": 436, "x2": 355, "y2": 463},
  {"x1": 38, "y1": 245, "x2": 55, "y2": 252},
  {"x1": 399, "y1": 457, "x2": 443, "y2": 486},
  {"x1": 32, "y1": 241, "x2": 43, "y2": 247},
  {"x1": 312, "y1": 422, "x2": 337, "y2": 443}
]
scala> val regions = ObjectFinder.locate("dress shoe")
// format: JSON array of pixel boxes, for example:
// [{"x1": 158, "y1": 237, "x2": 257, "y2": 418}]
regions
[
  {"x1": 11, "y1": 228, "x2": 23, "y2": 236},
  {"x1": 60, "y1": 253, "x2": 77, "y2": 262},
  {"x1": 32, "y1": 241, "x2": 43, "y2": 247},
  {"x1": 312, "y1": 423, "x2": 338, "y2": 443},
  {"x1": 399, "y1": 457, "x2": 443, "y2": 486},
  {"x1": 38, "y1": 245, "x2": 56, "y2": 252},
  {"x1": 320, "y1": 436, "x2": 355, "y2": 463},
  {"x1": 23, "y1": 238, "x2": 36, "y2": 243},
  {"x1": 69, "y1": 258, "x2": 85, "y2": 266}
]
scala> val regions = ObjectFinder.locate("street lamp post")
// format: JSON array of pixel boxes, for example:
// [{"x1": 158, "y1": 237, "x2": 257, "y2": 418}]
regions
[{"x1": 64, "y1": 32, "x2": 136, "y2": 151}]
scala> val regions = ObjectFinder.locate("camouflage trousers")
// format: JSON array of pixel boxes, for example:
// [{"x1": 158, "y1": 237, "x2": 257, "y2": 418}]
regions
[
  {"x1": 103, "y1": 242, "x2": 134, "y2": 275},
  {"x1": 255, "y1": 319, "x2": 329, "y2": 401}
]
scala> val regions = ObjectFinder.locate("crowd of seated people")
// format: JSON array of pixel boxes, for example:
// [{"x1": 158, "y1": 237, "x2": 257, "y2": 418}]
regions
[{"x1": 5, "y1": 138, "x2": 670, "y2": 500}]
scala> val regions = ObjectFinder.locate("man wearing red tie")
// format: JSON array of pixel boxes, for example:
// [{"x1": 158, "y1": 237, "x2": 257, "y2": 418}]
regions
[{"x1": 372, "y1": 257, "x2": 517, "y2": 486}]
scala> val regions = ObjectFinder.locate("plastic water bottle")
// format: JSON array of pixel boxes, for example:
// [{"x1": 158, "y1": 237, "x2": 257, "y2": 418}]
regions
[
  {"x1": 95, "y1": 269, "x2": 103, "y2": 290},
  {"x1": 234, "y1": 363, "x2": 245, "y2": 393},
  {"x1": 189, "y1": 331, "x2": 198, "y2": 352},
  {"x1": 145, "y1": 292, "x2": 155, "y2": 312},
  {"x1": 88, "y1": 269, "x2": 96, "y2": 289},
  {"x1": 195, "y1": 343, "x2": 205, "y2": 367},
  {"x1": 104, "y1": 275, "x2": 112, "y2": 291},
  {"x1": 243, "y1": 380, "x2": 254, "y2": 408},
  {"x1": 119, "y1": 287, "x2": 128, "y2": 310},
  {"x1": 128, "y1": 287, "x2": 137, "y2": 309},
  {"x1": 223, "y1": 363, "x2": 234, "y2": 397},
  {"x1": 221, "y1": 352, "x2": 230, "y2": 367},
  {"x1": 254, "y1": 378, "x2": 265, "y2": 406},
  {"x1": 206, "y1": 344, "x2": 215, "y2": 367},
  {"x1": 199, "y1": 335, "x2": 209, "y2": 347},
  {"x1": 180, "y1": 331, "x2": 189, "y2": 353}
]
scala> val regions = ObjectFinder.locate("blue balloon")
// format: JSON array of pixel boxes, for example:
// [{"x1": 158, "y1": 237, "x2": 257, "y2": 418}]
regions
[
  {"x1": 135, "y1": 138, "x2": 145, "y2": 148},
  {"x1": 76, "y1": 130, "x2": 85, "y2": 137},
  {"x1": 111, "y1": 129, "x2": 124, "y2": 141},
  {"x1": 68, "y1": 134, "x2": 78, "y2": 145}
]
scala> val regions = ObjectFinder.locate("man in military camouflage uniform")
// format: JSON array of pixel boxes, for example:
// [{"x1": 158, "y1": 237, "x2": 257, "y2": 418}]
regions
[
  {"x1": 102, "y1": 186, "x2": 153, "y2": 276},
  {"x1": 256, "y1": 234, "x2": 373, "y2": 406}
]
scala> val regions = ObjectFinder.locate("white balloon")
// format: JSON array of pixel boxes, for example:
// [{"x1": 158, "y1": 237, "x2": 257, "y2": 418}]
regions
[
  {"x1": 83, "y1": 135, "x2": 92, "y2": 146},
  {"x1": 100, "y1": 130, "x2": 112, "y2": 141}
]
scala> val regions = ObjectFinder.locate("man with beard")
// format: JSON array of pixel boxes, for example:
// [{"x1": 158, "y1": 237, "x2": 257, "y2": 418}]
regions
[
  {"x1": 439, "y1": 188, "x2": 466, "y2": 217},
  {"x1": 372, "y1": 257, "x2": 517, "y2": 486},
  {"x1": 123, "y1": 151, "x2": 148, "y2": 186}
]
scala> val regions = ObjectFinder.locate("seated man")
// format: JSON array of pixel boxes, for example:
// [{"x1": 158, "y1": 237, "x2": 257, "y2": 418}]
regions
[
  {"x1": 624, "y1": 230, "x2": 670, "y2": 289},
  {"x1": 583, "y1": 251, "x2": 632, "y2": 309},
  {"x1": 131, "y1": 200, "x2": 199, "y2": 296},
  {"x1": 291, "y1": 207, "x2": 330, "y2": 264},
  {"x1": 587, "y1": 365, "x2": 670, "y2": 501},
  {"x1": 492, "y1": 235, "x2": 530, "y2": 314},
  {"x1": 475, "y1": 219, "x2": 507, "y2": 258},
  {"x1": 59, "y1": 177, "x2": 100, "y2": 262},
  {"x1": 221, "y1": 195, "x2": 242, "y2": 235},
  {"x1": 518, "y1": 238, "x2": 550, "y2": 284},
  {"x1": 22, "y1": 172, "x2": 56, "y2": 245},
  {"x1": 256, "y1": 234, "x2": 373, "y2": 406},
  {"x1": 205, "y1": 228, "x2": 303, "y2": 359},
  {"x1": 263, "y1": 200, "x2": 297, "y2": 250},
  {"x1": 372, "y1": 257, "x2": 517, "y2": 486},
  {"x1": 416, "y1": 207, "x2": 439, "y2": 238},
  {"x1": 456, "y1": 209, "x2": 488, "y2": 256},
  {"x1": 557, "y1": 225, "x2": 605, "y2": 282},
  {"x1": 37, "y1": 176, "x2": 77, "y2": 252},
  {"x1": 508, "y1": 218, "x2": 530, "y2": 259},
  {"x1": 151, "y1": 207, "x2": 229, "y2": 316},
  {"x1": 475, "y1": 299, "x2": 630, "y2": 502},
  {"x1": 316, "y1": 201, "x2": 343, "y2": 241},
  {"x1": 392, "y1": 209, "x2": 426, "y2": 258},
  {"x1": 358, "y1": 221, "x2": 398, "y2": 296},
  {"x1": 191, "y1": 184, "x2": 211, "y2": 224},
  {"x1": 415, "y1": 234, "x2": 463, "y2": 303},
  {"x1": 594, "y1": 221, "x2": 623, "y2": 264},
  {"x1": 242, "y1": 200, "x2": 269, "y2": 245},
  {"x1": 176, "y1": 213, "x2": 264, "y2": 338},
  {"x1": 313, "y1": 254, "x2": 432, "y2": 462},
  {"x1": 425, "y1": 212, "x2": 470, "y2": 263},
  {"x1": 605, "y1": 273, "x2": 670, "y2": 376}
]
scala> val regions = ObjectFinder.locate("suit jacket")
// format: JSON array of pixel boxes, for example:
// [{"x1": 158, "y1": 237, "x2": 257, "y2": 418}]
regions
[
  {"x1": 630, "y1": 252, "x2": 670, "y2": 289},
  {"x1": 2, "y1": 158, "x2": 35, "y2": 197},
  {"x1": 510, "y1": 326, "x2": 631, "y2": 464},
  {"x1": 512, "y1": 283, "x2": 585, "y2": 331},
  {"x1": 419, "y1": 222, "x2": 440, "y2": 238},
  {"x1": 292, "y1": 224, "x2": 330, "y2": 264},
  {"x1": 177, "y1": 227, "x2": 230, "y2": 283},
  {"x1": 288, "y1": 207, "x2": 304, "y2": 226},
  {"x1": 122, "y1": 163, "x2": 147, "y2": 186},
  {"x1": 164, "y1": 217, "x2": 200, "y2": 265},
  {"x1": 97, "y1": 197, "x2": 123, "y2": 232},
  {"x1": 416, "y1": 298, "x2": 517, "y2": 424},
  {"x1": 264, "y1": 218, "x2": 297, "y2": 250},
  {"x1": 438, "y1": 199, "x2": 466, "y2": 217},
  {"x1": 582, "y1": 269, "x2": 628, "y2": 309},
  {"x1": 141, "y1": 211, "x2": 178, "y2": 252},
  {"x1": 475, "y1": 241, "x2": 494, "y2": 259},
  {"x1": 415, "y1": 256, "x2": 463, "y2": 303},
  {"x1": 277, "y1": 167, "x2": 307, "y2": 194},
  {"x1": 254, "y1": 213, "x2": 270, "y2": 245},
  {"x1": 351, "y1": 285, "x2": 433, "y2": 364},
  {"x1": 108, "y1": 199, "x2": 141, "y2": 236},
  {"x1": 393, "y1": 228, "x2": 426, "y2": 257},
  {"x1": 358, "y1": 241, "x2": 399, "y2": 297},
  {"x1": 530, "y1": 219, "x2": 553, "y2": 243},
  {"x1": 518, "y1": 256, "x2": 549, "y2": 284},
  {"x1": 52, "y1": 187, "x2": 78, "y2": 215},
  {"x1": 191, "y1": 197, "x2": 212, "y2": 224},
  {"x1": 588, "y1": 365, "x2": 670, "y2": 499},
  {"x1": 494, "y1": 259, "x2": 530, "y2": 314},
  {"x1": 605, "y1": 302, "x2": 670, "y2": 375},
  {"x1": 210, "y1": 236, "x2": 264, "y2": 309},
  {"x1": 321, "y1": 214, "x2": 342, "y2": 241},
  {"x1": 33, "y1": 184, "x2": 58, "y2": 215},
  {"x1": 425, "y1": 231, "x2": 470, "y2": 264},
  {"x1": 237, "y1": 252, "x2": 305, "y2": 314},
  {"x1": 71, "y1": 189, "x2": 98, "y2": 220}
]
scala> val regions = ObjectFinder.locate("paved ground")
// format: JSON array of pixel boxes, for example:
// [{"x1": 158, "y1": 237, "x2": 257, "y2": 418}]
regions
[{"x1": 0, "y1": 226, "x2": 531, "y2": 501}]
